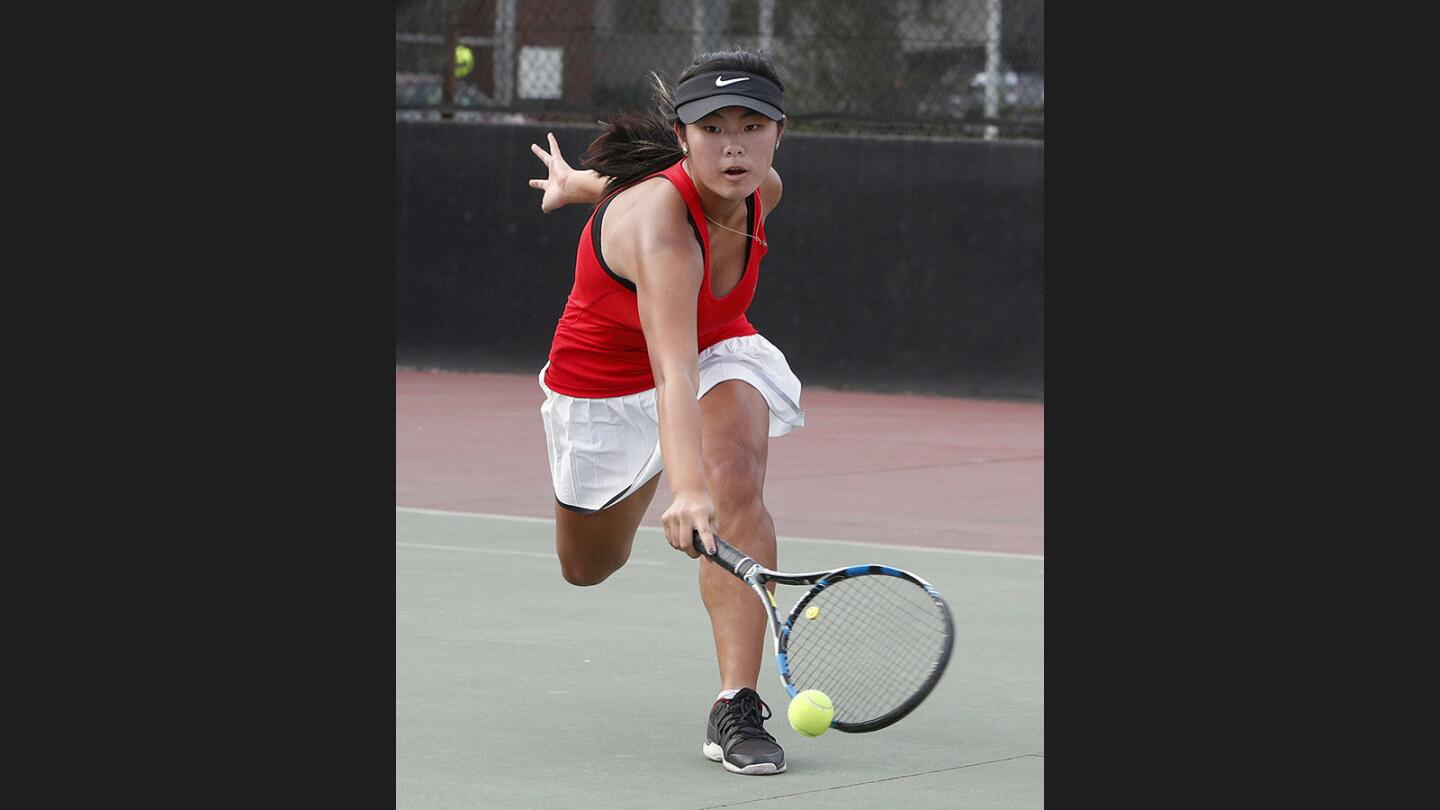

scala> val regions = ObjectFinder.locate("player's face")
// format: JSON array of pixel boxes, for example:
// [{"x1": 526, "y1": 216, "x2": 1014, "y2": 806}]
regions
[{"x1": 678, "y1": 107, "x2": 782, "y2": 201}]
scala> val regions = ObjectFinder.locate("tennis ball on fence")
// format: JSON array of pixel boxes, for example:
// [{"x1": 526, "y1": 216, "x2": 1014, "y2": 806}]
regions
[
  {"x1": 788, "y1": 689, "x2": 834, "y2": 737},
  {"x1": 805, "y1": 606, "x2": 821, "y2": 620},
  {"x1": 454, "y1": 45, "x2": 474, "y2": 78}
]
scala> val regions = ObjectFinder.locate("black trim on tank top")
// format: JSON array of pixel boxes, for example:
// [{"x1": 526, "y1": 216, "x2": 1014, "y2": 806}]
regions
[
  {"x1": 592, "y1": 189, "x2": 756, "y2": 293},
  {"x1": 692, "y1": 193, "x2": 755, "y2": 270},
  {"x1": 685, "y1": 213, "x2": 704, "y2": 255},
  {"x1": 743, "y1": 193, "x2": 755, "y2": 268},
  {"x1": 591, "y1": 194, "x2": 637, "y2": 292}
]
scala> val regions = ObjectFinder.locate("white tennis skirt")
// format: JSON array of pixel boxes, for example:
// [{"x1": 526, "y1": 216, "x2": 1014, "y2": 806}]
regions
[{"x1": 539, "y1": 333, "x2": 806, "y2": 513}]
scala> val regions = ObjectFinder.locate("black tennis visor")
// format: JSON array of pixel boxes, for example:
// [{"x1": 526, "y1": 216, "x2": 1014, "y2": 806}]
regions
[{"x1": 674, "y1": 71, "x2": 784, "y2": 124}]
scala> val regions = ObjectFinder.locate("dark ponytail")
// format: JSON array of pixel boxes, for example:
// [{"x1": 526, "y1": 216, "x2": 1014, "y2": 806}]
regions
[
  {"x1": 579, "y1": 70, "x2": 684, "y2": 194},
  {"x1": 581, "y1": 49, "x2": 784, "y2": 195}
]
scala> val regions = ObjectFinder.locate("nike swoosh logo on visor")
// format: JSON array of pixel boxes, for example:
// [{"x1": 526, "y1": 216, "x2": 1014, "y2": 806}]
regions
[{"x1": 714, "y1": 76, "x2": 751, "y2": 87}]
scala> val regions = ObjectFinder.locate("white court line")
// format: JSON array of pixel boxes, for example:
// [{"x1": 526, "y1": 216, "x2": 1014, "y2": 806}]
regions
[
  {"x1": 395, "y1": 541, "x2": 665, "y2": 565},
  {"x1": 396, "y1": 506, "x2": 1043, "y2": 561}
]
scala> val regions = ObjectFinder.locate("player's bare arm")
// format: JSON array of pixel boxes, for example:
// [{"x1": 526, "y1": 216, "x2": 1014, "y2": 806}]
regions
[{"x1": 609, "y1": 182, "x2": 715, "y2": 557}]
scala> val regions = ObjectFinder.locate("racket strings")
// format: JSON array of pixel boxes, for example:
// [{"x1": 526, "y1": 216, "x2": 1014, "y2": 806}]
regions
[
  {"x1": 794, "y1": 606, "x2": 937, "y2": 721},
  {"x1": 797, "y1": 600, "x2": 944, "y2": 722},
  {"x1": 792, "y1": 597, "x2": 939, "y2": 720},
  {"x1": 785, "y1": 575, "x2": 950, "y2": 725}
]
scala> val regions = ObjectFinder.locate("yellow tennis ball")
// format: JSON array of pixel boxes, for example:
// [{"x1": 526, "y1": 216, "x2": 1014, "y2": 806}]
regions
[
  {"x1": 788, "y1": 690, "x2": 834, "y2": 737},
  {"x1": 805, "y1": 606, "x2": 821, "y2": 620},
  {"x1": 454, "y1": 45, "x2": 474, "y2": 78}
]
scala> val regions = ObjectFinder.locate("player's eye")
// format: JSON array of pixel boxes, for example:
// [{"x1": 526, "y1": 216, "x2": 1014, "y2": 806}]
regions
[{"x1": 703, "y1": 125, "x2": 721, "y2": 133}]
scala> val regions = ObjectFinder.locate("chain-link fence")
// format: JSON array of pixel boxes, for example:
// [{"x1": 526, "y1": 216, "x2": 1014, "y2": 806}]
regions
[{"x1": 396, "y1": 0, "x2": 1042, "y2": 140}]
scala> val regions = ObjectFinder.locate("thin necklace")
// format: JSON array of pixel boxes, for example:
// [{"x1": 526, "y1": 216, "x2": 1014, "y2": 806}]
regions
[{"x1": 704, "y1": 213, "x2": 767, "y2": 247}]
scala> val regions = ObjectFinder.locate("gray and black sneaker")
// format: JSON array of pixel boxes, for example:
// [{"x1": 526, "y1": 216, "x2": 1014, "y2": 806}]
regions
[{"x1": 702, "y1": 688, "x2": 787, "y2": 775}]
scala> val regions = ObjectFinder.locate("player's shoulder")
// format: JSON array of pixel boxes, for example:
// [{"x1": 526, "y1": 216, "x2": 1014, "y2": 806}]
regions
[
  {"x1": 764, "y1": 166, "x2": 783, "y2": 192},
  {"x1": 606, "y1": 175, "x2": 692, "y2": 242},
  {"x1": 613, "y1": 173, "x2": 685, "y2": 210},
  {"x1": 761, "y1": 167, "x2": 783, "y2": 212}
]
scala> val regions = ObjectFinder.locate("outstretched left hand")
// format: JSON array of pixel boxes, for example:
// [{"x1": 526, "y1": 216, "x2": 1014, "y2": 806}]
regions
[{"x1": 528, "y1": 132, "x2": 576, "y2": 213}]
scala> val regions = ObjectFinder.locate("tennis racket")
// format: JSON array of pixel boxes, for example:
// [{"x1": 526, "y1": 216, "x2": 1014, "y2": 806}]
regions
[{"x1": 693, "y1": 532, "x2": 955, "y2": 733}]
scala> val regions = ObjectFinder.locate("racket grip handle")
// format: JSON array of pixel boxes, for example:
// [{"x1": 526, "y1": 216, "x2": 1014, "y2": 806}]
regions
[{"x1": 692, "y1": 531, "x2": 757, "y2": 577}]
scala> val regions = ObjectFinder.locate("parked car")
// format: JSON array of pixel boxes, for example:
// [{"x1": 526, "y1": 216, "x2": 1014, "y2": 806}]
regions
[
  {"x1": 395, "y1": 72, "x2": 493, "y2": 108},
  {"x1": 969, "y1": 68, "x2": 1044, "y2": 111}
]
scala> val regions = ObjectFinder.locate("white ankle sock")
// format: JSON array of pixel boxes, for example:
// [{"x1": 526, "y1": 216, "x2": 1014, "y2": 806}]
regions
[{"x1": 717, "y1": 688, "x2": 741, "y2": 701}]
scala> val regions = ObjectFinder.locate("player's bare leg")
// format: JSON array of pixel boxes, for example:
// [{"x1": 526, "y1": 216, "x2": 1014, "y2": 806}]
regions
[
  {"x1": 697, "y1": 380, "x2": 777, "y2": 691},
  {"x1": 697, "y1": 379, "x2": 785, "y2": 774},
  {"x1": 553, "y1": 474, "x2": 661, "y2": 586}
]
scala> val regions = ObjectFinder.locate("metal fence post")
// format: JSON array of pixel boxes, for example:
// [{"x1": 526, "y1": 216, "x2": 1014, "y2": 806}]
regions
[
  {"x1": 984, "y1": 0, "x2": 1002, "y2": 140},
  {"x1": 494, "y1": 0, "x2": 517, "y2": 105},
  {"x1": 759, "y1": 0, "x2": 774, "y2": 55}
]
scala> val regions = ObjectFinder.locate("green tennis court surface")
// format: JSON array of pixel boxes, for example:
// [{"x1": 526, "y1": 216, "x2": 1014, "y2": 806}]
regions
[{"x1": 397, "y1": 509, "x2": 1043, "y2": 808}]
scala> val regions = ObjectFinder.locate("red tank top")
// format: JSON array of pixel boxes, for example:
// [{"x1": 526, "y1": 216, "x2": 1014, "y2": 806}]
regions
[{"x1": 543, "y1": 159, "x2": 765, "y2": 397}]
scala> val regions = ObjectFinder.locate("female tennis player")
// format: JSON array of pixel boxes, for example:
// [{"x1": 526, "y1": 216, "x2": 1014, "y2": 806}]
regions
[{"x1": 528, "y1": 49, "x2": 800, "y2": 775}]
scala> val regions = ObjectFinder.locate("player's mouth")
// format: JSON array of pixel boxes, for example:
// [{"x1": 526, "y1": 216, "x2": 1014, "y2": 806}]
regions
[{"x1": 721, "y1": 166, "x2": 748, "y2": 179}]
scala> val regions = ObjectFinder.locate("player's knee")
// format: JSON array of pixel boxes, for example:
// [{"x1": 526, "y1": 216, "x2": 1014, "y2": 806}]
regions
[
  {"x1": 557, "y1": 552, "x2": 626, "y2": 586},
  {"x1": 704, "y1": 443, "x2": 765, "y2": 504},
  {"x1": 560, "y1": 568, "x2": 609, "y2": 586},
  {"x1": 559, "y1": 561, "x2": 609, "y2": 586}
]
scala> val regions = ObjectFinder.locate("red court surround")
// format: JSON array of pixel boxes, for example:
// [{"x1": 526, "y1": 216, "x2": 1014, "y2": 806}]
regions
[{"x1": 397, "y1": 369, "x2": 1043, "y2": 556}]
